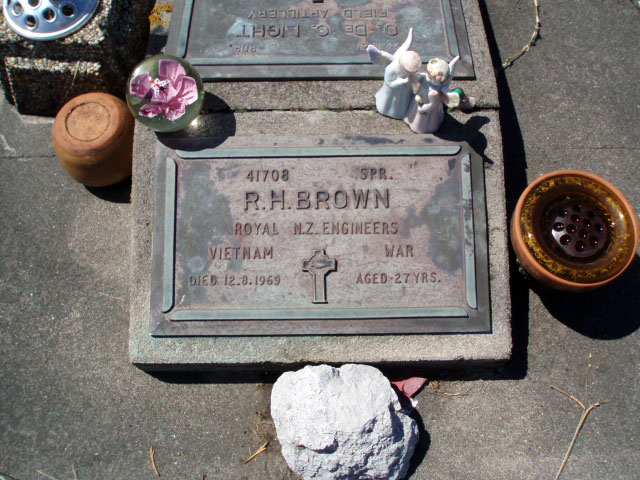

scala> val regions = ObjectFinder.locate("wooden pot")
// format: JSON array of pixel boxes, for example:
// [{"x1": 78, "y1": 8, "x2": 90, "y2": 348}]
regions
[
  {"x1": 511, "y1": 170, "x2": 638, "y2": 292},
  {"x1": 53, "y1": 92, "x2": 134, "y2": 187}
]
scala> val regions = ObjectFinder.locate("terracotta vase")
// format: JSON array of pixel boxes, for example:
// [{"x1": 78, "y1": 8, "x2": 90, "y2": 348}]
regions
[
  {"x1": 511, "y1": 170, "x2": 638, "y2": 292},
  {"x1": 53, "y1": 92, "x2": 134, "y2": 187}
]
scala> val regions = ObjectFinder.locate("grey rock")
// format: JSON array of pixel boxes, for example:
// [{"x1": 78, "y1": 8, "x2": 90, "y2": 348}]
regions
[{"x1": 271, "y1": 364, "x2": 419, "y2": 480}]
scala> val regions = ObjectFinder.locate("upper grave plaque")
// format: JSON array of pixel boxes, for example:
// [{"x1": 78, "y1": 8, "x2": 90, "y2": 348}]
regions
[
  {"x1": 150, "y1": 136, "x2": 490, "y2": 336},
  {"x1": 165, "y1": 0, "x2": 475, "y2": 80}
]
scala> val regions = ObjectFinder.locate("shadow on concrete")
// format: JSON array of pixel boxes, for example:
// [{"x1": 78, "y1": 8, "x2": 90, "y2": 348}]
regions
[
  {"x1": 535, "y1": 256, "x2": 640, "y2": 339},
  {"x1": 202, "y1": 90, "x2": 238, "y2": 113},
  {"x1": 478, "y1": 0, "x2": 530, "y2": 381},
  {"x1": 155, "y1": 92, "x2": 237, "y2": 152},
  {"x1": 406, "y1": 409, "x2": 431, "y2": 479},
  {"x1": 150, "y1": 369, "x2": 282, "y2": 384},
  {"x1": 436, "y1": 114, "x2": 492, "y2": 164},
  {"x1": 85, "y1": 176, "x2": 132, "y2": 204},
  {"x1": 148, "y1": 32, "x2": 169, "y2": 56}
]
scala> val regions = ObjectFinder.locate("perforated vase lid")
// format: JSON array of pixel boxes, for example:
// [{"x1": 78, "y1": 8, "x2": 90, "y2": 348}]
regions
[{"x1": 3, "y1": 0, "x2": 99, "y2": 40}]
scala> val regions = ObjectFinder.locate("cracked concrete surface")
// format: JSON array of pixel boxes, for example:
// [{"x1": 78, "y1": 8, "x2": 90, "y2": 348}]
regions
[{"x1": 0, "y1": 97, "x2": 54, "y2": 159}]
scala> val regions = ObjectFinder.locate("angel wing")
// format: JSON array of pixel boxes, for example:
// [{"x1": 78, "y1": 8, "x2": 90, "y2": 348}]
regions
[
  {"x1": 393, "y1": 28, "x2": 414, "y2": 58},
  {"x1": 366, "y1": 45, "x2": 394, "y2": 66},
  {"x1": 440, "y1": 56, "x2": 461, "y2": 94},
  {"x1": 448, "y1": 55, "x2": 460, "y2": 78}
]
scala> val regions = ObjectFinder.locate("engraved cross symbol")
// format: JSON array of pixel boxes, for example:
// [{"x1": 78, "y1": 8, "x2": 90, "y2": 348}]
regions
[{"x1": 302, "y1": 250, "x2": 337, "y2": 304}]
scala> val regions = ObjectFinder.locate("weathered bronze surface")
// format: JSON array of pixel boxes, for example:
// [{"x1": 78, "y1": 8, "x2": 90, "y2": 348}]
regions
[
  {"x1": 150, "y1": 136, "x2": 490, "y2": 336},
  {"x1": 165, "y1": 0, "x2": 474, "y2": 80}
]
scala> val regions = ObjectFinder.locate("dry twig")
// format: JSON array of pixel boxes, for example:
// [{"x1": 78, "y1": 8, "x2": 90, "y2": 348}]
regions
[
  {"x1": 98, "y1": 292, "x2": 123, "y2": 301},
  {"x1": 551, "y1": 356, "x2": 606, "y2": 480},
  {"x1": 63, "y1": 61, "x2": 82, "y2": 102},
  {"x1": 427, "y1": 380, "x2": 471, "y2": 397},
  {"x1": 150, "y1": 445, "x2": 161, "y2": 477},
  {"x1": 502, "y1": 0, "x2": 541, "y2": 68},
  {"x1": 36, "y1": 471, "x2": 59, "y2": 480},
  {"x1": 252, "y1": 411, "x2": 275, "y2": 442},
  {"x1": 244, "y1": 440, "x2": 269, "y2": 464}
]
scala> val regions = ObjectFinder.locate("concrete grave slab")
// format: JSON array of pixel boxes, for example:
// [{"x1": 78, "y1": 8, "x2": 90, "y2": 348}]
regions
[
  {"x1": 129, "y1": 0, "x2": 508, "y2": 370},
  {"x1": 130, "y1": 109, "x2": 510, "y2": 370},
  {"x1": 190, "y1": 0, "x2": 498, "y2": 111},
  {"x1": 166, "y1": 0, "x2": 475, "y2": 79}
]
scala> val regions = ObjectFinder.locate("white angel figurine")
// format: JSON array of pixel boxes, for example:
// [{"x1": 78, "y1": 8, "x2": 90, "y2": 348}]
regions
[
  {"x1": 404, "y1": 56, "x2": 476, "y2": 133},
  {"x1": 367, "y1": 28, "x2": 422, "y2": 119}
]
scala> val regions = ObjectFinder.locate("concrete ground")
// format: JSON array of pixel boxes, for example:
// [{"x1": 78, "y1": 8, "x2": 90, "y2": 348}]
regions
[{"x1": 1, "y1": 1, "x2": 638, "y2": 479}]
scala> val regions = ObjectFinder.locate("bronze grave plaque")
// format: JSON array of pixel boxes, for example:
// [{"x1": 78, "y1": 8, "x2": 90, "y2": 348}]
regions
[
  {"x1": 165, "y1": 0, "x2": 475, "y2": 80},
  {"x1": 150, "y1": 136, "x2": 490, "y2": 336}
]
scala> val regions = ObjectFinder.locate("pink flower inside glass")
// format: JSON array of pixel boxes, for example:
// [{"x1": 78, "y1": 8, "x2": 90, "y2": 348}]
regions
[{"x1": 130, "y1": 59, "x2": 199, "y2": 121}]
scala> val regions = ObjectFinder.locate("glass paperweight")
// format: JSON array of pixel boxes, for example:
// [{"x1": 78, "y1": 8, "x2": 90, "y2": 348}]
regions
[{"x1": 126, "y1": 55, "x2": 204, "y2": 133}]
